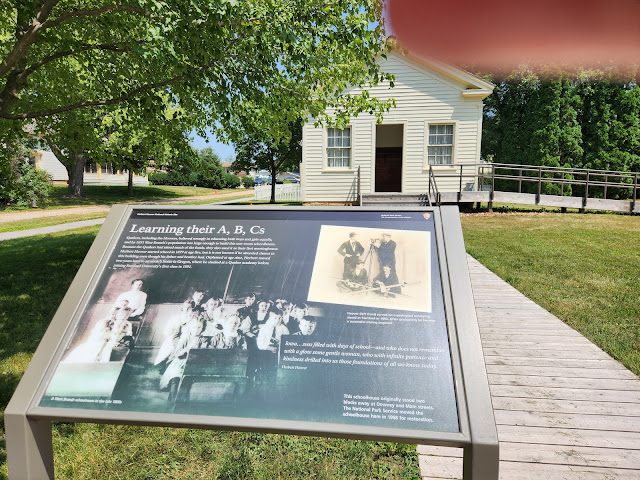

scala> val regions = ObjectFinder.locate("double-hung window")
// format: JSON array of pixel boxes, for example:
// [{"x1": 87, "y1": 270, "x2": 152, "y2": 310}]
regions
[
  {"x1": 327, "y1": 127, "x2": 351, "y2": 168},
  {"x1": 427, "y1": 124, "x2": 454, "y2": 165}
]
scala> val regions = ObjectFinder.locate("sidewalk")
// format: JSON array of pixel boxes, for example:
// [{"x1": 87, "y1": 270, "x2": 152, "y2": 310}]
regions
[{"x1": 0, "y1": 191, "x2": 253, "y2": 242}]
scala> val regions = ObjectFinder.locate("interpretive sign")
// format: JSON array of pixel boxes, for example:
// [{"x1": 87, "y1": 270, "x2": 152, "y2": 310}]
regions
[{"x1": 6, "y1": 206, "x2": 498, "y2": 480}]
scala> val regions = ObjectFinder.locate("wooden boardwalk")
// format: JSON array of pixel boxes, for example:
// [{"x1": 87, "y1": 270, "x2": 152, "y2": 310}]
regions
[{"x1": 418, "y1": 256, "x2": 640, "y2": 479}]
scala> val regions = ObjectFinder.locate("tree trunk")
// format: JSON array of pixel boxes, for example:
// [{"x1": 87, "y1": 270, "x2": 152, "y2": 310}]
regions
[
  {"x1": 128, "y1": 169, "x2": 134, "y2": 196},
  {"x1": 65, "y1": 150, "x2": 86, "y2": 197}
]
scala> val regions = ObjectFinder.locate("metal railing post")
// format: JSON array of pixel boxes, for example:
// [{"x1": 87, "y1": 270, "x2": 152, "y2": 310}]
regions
[
  {"x1": 357, "y1": 166, "x2": 361, "y2": 206},
  {"x1": 488, "y1": 164, "x2": 495, "y2": 212},
  {"x1": 633, "y1": 173, "x2": 638, "y2": 213},
  {"x1": 518, "y1": 168, "x2": 522, "y2": 193},
  {"x1": 583, "y1": 171, "x2": 590, "y2": 208},
  {"x1": 604, "y1": 174, "x2": 608, "y2": 199},
  {"x1": 537, "y1": 166, "x2": 542, "y2": 203},
  {"x1": 561, "y1": 171, "x2": 565, "y2": 196}
]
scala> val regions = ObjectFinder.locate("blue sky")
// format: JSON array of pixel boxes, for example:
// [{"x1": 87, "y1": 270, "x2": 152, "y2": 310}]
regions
[{"x1": 190, "y1": 127, "x2": 235, "y2": 161}]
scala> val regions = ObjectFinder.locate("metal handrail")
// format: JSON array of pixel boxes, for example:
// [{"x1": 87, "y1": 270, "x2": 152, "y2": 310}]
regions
[
  {"x1": 428, "y1": 166, "x2": 441, "y2": 206},
  {"x1": 357, "y1": 165, "x2": 361, "y2": 206},
  {"x1": 427, "y1": 162, "x2": 639, "y2": 201}
]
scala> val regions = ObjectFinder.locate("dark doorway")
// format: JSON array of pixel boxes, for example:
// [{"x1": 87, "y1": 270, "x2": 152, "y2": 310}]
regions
[{"x1": 375, "y1": 124, "x2": 403, "y2": 192}]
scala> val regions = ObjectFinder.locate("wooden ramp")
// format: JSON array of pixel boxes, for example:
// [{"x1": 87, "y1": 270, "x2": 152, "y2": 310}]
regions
[{"x1": 418, "y1": 256, "x2": 640, "y2": 479}]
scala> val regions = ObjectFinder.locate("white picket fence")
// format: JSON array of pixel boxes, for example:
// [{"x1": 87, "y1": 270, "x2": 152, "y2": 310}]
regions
[{"x1": 254, "y1": 183, "x2": 302, "y2": 202}]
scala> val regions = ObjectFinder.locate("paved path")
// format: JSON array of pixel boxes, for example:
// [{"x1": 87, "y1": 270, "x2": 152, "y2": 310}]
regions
[
  {"x1": 0, "y1": 218, "x2": 107, "y2": 241},
  {"x1": 0, "y1": 191, "x2": 253, "y2": 242},
  {"x1": 418, "y1": 256, "x2": 640, "y2": 479}
]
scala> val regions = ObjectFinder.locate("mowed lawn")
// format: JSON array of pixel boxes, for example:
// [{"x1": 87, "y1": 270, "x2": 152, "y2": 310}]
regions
[
  {"x1": 461, "y1": 212, "x2": 640, "y2": 376},
  {"x1": 2, "y1": 211, "x2": 638, "y2": 478},
  {"x1": 0, "y1": 228, "x2": 419, "y2": 479},
  {"x1": 47, "y1": 185, "x2": 246, "y2": 207}
]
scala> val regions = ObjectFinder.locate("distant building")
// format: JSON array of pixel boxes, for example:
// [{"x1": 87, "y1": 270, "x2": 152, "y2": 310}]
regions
[{"x1": 31, "y1": 150, "x2": 149, "y2": 186}]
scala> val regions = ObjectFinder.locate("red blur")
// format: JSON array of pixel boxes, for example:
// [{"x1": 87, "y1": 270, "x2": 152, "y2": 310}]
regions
[{"x1": 387, "y1": 0, "x2": 640, "y2": 74}]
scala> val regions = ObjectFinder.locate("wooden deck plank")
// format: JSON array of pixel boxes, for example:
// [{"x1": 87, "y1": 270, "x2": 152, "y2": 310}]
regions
[
  {"x1": 489, "y1": 385, "x2": 640, "y2": 403},
  {"x1": 484, "y1": 357, "x2": 627, "y2": 369},
  {"x1": 497, "y1": 425, "x2": 640, "y2": 449},
  {"x1": 488, "y1": 374, "x2": 640, "y2": 391},
  {"x1": 491, "y1": 397, "x2": 640, "y2": 416},
  {"x1": 485, "y1": 365, "x2": 638, "y2": 380},
  {"x1": 494, "y1": 407, "x2": 640, "y2": 432},
  {"x1": 420, "y1": 442, "x2": 640, "y2": 468},
  {"x1": 482, "y1": 348, "x2": 611, "y2": 360},
  {"x1": 418, "y1": 255, "x2": 640, "y2": 479}
]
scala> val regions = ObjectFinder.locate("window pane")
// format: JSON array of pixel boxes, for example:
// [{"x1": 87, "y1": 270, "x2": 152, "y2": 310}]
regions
[{"x1": 327, "y1": 126, "x2": 351, "y2": 168}]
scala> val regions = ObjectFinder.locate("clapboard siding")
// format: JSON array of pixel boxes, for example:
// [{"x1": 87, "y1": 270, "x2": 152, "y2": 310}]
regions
[
  {"x1": 36, "y1": 151, "x2": 68, "y2": 181},
  {"x1": 302, "y1": 52, "x2": 490, "y2": 202}
]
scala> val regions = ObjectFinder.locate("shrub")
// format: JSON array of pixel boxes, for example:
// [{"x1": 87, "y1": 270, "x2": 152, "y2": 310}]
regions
[
  {"x1": 223, "y1": 173, "x2": 241, "y2": 189},
  {"x1": 1, "y1": 162, "x2": 52, "y2": 209},
  {"x1": 241, "y1": 175, "x2": 255, "y2": 188}
]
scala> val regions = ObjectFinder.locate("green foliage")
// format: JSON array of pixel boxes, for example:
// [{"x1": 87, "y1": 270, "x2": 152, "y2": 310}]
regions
[
  {"x1": 241, "y1": 175, "x2": 255, "y2": 188},
  {"x1": 1, "y1": 1, "x2": 394, "y2": 136},
  {"x1": 4, "y1": 162, "x2": 53, "y2": 208},
  {"x1": 483, "y1": 67, "x2": 640, "y2": 198},
  {"x1": 150, "y1": 148, "x2": 240, "y2": 189},
  {"x1": 0, "y1": 161, "x2": 52, "y2": 209},
  {"x1": 233, "y1": 119, "x2": 302, "y2": 202},
  {"x1": 2, "y1": 1, "x2": 394, "y2": 198},
  {"x1": 223, "y1": 172, "x2": 241, "y2": 189}
]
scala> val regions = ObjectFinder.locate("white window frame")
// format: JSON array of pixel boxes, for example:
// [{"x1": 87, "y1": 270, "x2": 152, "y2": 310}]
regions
[
  {"x1": 325, "y1": 126, "x2": 353, "y2": 170},
  {"x1": 425, "y1": 122, "x2": 456, "y2": 167}
]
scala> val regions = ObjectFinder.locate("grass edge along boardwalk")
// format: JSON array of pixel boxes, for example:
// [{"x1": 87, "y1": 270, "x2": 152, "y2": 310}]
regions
[{"x1": 418, "y1": 255, "x2": 640, "y2": 480}]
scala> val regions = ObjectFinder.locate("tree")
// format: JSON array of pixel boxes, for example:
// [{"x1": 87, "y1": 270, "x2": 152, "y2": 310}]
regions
[
  {"x1": 482, "y1": 66, "x2": 640, "y2": 197},
  {"x1": 1, "y1": 1, "x2": 394, "y2": 141},
  {"x1": 102, "y1": 106, "x2": 193, "y2": 196},
  {"x1": 233, "y1": 119, "x2": 302, "y2": 203}
]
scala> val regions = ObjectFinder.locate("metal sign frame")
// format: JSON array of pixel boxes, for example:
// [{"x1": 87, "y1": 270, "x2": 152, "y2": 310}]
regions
[{"x1": 5, "y1": 205, "x2": 498, "y2": 479}]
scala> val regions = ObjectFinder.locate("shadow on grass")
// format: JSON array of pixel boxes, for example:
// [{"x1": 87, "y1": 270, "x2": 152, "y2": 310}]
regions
[
  {"x1": 48, "y1": 185, "x2": 195, "y2": 207},
  {"x1": 0, "y1": 229, "x2": 96, "y2": 477},
  {"x1": 0, "y1": 229, "x2": 96, "y2": 361}
]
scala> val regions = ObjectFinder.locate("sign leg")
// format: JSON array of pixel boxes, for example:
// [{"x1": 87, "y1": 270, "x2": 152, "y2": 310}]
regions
[
  {"x1": 5, "y1": 414, "x2": 54, "y2": 480},
  {"x1": 463, "y1": 442, "x2": 499, "y2": 480}
]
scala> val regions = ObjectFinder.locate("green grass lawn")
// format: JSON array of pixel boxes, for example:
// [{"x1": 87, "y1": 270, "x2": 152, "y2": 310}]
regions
[
  {"x1": 461, "y1": 212, "x2": 640, "y2": 376},
  {"x1": 46, "y1": 185, "x2": 248, "y2": 208},
  {"x1": 0, "y1": 228, "x2": 420, "y2": 479},
  {"x1": 0, "y1": 212, "x2": 109, "y2": 233}
]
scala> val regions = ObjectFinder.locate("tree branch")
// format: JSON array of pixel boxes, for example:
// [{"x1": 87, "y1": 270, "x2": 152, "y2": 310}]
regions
[
  {"x1": 0, "y1": 0, "x2": 60, "y2": 78},
  {"x1": 40, "y1": 5, "x2": 150, "y2": 30},
  {"x1": 21, "y1": 42, "x2": 140, "y2": 77},
  {"x1": 0, "y1": 60, "x2": 224, "y2": 120}
]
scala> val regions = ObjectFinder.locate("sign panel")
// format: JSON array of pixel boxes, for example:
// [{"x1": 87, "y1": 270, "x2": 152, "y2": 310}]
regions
[{"x1": 39, "y1": 209, "x2": 459, "y2": 433}]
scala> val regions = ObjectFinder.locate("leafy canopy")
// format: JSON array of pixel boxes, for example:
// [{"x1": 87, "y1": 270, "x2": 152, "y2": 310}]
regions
[{"x1": 1, "y1": 0, "x2": 394, "y2": 144}]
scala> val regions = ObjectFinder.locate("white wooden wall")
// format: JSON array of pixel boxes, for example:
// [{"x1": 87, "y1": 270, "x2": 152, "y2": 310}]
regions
[{"x1": 301, "y1": 53, "x2": 489, "y2": 202}]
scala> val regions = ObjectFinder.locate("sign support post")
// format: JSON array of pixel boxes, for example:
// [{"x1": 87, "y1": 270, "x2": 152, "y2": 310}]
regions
[{"x1": 5, "y1": 413, "x2": 54, "y2": 479}]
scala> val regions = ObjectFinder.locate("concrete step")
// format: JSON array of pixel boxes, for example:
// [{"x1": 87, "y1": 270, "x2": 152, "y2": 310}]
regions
[{"x1": 361, "y1": 194, "x2": 432, "y2": 206}]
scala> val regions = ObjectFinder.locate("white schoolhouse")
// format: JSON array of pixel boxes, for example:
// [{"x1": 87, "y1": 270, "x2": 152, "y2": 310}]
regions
[{"x1": 300, "y1": 50, "x2": 494, "y2": 204}]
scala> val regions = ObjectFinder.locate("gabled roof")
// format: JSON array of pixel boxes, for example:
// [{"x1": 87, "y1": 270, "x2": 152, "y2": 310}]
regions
[{"x1": 387, "y1": 47, "x2": 495, "y2": 100}]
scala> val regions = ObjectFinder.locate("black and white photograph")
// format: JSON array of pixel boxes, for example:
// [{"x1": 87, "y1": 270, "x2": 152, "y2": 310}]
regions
[{"x1": 307, "y1": 225, "x2": 431, "y2": 312}]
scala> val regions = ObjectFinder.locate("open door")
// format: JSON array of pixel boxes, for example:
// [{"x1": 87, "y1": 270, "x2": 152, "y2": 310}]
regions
[{"x1": 375, "y1": 124, "x2": 403, "y2": 192}]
